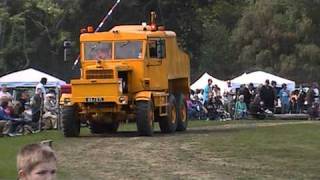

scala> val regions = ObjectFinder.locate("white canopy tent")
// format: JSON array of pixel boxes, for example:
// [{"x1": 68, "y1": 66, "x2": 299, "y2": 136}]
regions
[
  {"x1": 231, "y1": 71, "x2": 295, "y2": 91},
  {"x1": 0, "y1": 68, "x2": 66, "y2": 87},
  {"x1": 191, "y1": 72, "x2": 228, "y2": 93}
]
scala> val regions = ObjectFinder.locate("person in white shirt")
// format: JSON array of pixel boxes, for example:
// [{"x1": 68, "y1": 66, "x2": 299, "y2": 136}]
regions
[
  {"x1": 224, "y1": 81, "x2": 236, "y2": 116},
  {"x1": 198, "y1": 89, "x2": 205, "y2": 104},
  {"x1": 312, "y1": 83, "x2": 319, "y2": 103},
  {"x1": 35, "y1": 78, "x2": 47, "y2": 98}
]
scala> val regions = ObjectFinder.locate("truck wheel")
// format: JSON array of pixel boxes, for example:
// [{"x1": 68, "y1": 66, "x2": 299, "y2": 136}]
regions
[
  {"x1": 62, "y1": 106, "x2": 80, "y2": 137},
  {"x1": 176, "y1": 94, "x2": 188, "y2": 131},
  {"x1": 136, "y1": 100, "x2": 154, "y2": 136},
  {"x1": 159, "y1": 95, "x2": 177, "y2": 133}
]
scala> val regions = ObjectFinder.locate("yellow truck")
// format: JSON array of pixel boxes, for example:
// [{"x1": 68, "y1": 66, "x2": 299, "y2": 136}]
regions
[{"x1": 61, "y1": 13, "x2": 190, "y2": 136}]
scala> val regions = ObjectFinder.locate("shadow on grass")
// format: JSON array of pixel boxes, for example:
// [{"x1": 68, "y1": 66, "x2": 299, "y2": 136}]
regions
[
  {"x1": 75, "y1": 126, "x2": 246, "y2": 139},
  {"x1": 69, "y1": 119, "x2": 282, "y2": 138},
  {"x1": 79, "y1": 131, "x2": 177, "y2": 138},
  {"x1": 183, "y1": 127, "x2": 243, "y2": 135}
]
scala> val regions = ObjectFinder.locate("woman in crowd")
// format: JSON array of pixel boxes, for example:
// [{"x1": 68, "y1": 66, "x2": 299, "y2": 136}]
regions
[{"x1": 235, "y1": 95, "x2": 247, "y2": 119}]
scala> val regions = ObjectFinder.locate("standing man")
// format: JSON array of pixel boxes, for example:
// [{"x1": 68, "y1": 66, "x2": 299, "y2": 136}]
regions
[
  {"x1": 271, "y1": 81, "x2": 278, "y2": 107},
  {"x1": 248, "y1": 83, "x2": 255, "y2": 102},
  {"x1": 36, "y1": 77, "x2": 47, "y2": 98},
  {"x1": 203, "y1": 79, "x2": 213, "y2": 103},
  {"x1": 238, "y1": 84, "x2": 251, "y2": 111},
  {"x1": 279, "y1": 83, "x2": 290, "y2": 114},
  {"x1": 297, "y1": 86, "x2": 306, "y2": 113},
  {"x1": 33, "y1": 77, "x2": 47, "y2": 127},
  {"x1": 224, "y1": 81, "x2": 235, "y2": 116},
  {"x1": 312, "y1": 82, "x2": 319, "y2": 103},
  {"x1": 212, "y1": 84, "x2": 221, "y2": 97},
  {"x1": 260, "y1": 79, "x2": 275, "y2": 112},
  {"x1": 307, "y1": 82, "x2": 319, "y2": 118},
  {"x1": 306, "y1": 82, "x2": 319, "y2": 108}
]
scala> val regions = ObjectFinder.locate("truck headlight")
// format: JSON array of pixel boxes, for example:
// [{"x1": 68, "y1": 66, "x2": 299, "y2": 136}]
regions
[
  {"x1": 119, "y1": 96, "x2": 127, "y2": 104},
  {"x1": 64, "y1": 98, "x2": 71, "y2": 105}
]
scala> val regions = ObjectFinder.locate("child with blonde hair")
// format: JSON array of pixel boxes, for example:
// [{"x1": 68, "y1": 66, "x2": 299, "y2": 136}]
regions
[{"x1": 17, "y1": 143, "x2": 57, "y2": 180}]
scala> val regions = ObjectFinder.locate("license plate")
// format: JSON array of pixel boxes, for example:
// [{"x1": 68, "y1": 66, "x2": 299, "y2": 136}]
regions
[{"x1": 86, "y1": 97, "x2": 104, "y2": 103}]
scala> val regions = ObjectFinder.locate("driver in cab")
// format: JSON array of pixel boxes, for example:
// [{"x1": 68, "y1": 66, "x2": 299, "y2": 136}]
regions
[{"x1": 95, "y1": 47, "x2": 111, "y2": 60}]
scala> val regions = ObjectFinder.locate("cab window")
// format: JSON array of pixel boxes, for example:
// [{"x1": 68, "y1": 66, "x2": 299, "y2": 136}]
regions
[
  {"x1": 84, "y1": 42, "x2": 112, "y2": 60},
  {"x1": 148, "y1": 39, "x2": 166, "y2": 59},
  {"x1": 115, "y1": 41, "x2": 143, "y2": 59}
]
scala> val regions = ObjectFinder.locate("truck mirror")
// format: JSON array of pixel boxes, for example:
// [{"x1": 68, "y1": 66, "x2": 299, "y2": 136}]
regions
[{"x1": 63, "y1": 40, "x2": 72, "y2": 61}]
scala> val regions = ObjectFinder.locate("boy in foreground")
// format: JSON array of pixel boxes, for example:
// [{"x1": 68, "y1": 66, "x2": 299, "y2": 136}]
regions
[{"x1": 17, "y1": 143, "x2": 57, "y2": 180}]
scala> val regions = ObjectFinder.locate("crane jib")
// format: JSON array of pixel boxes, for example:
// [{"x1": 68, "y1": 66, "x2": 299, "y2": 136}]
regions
[{"x1": 95, "y1": 0, "x2": 121, "y2": 33}]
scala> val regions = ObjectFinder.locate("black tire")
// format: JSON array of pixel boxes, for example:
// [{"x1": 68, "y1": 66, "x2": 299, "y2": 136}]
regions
[
  {"x1": 62, "y1": 106, "x2": 80, "y2": 137},
  {"x1": 90, "y1": 121, "x2": 119, "y2": 134},
  {"x1": 159, "y1": 95, "x2": 177, "y2": 133},
  {"x1": 106, "y1": 121, "x2": 120, "y2": 132},
  {"x1": 136, "y1": 100, "x2": 154, "y2": 136},
  {"x1": 89, "y1": 122, "x2": 106, "y2": 134},
  {"x1": 176, "y1": 94, "x2": 188, "y2": 131}
]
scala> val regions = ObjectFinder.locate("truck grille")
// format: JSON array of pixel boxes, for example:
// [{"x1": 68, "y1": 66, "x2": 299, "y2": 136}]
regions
[{"x1": 86, "y1": 70, "x2": 114, "y2": 79}]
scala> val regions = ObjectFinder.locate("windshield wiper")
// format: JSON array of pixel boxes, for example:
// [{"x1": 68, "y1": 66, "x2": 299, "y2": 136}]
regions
[{"x1": 120, "y1": 41, "x2": 129, "y2": 47}]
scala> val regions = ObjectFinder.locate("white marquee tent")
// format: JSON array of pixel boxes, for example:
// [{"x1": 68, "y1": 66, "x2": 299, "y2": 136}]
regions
[
  {"x1": 231, "y1": 71, "x2": 295, "y2": 91},
  {"x1": 0, "y1": 68, "x2": 66, "y2": 87},
  {"x1": 191, "y1": 72, "x2": 228, "y2": 93}
]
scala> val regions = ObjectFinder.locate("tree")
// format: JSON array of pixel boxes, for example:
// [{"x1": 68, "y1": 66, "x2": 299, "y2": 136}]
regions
[
  {"x1": 231, "y1": 0, "x2": 320, "y2": 83},
  {"x1": 196, "y1": 0, "x2": 247, "y2": 80},
  {"x1": 1, "y1": 0, "x2": 319, "y2": 84}
]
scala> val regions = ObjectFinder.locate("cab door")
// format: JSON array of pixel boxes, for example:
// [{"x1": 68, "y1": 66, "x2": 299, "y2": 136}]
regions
[{"x1": 145, "y1": 38, "x2": 168, "y2": 90}]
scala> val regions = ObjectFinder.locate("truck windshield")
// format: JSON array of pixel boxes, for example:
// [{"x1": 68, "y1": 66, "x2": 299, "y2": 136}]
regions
[
  {"x1": 115, "y1": 41, "x2": 143, "y2": 59},
  {"x1": 84, "y1": 42, "x2": 112, "y2": 60}
]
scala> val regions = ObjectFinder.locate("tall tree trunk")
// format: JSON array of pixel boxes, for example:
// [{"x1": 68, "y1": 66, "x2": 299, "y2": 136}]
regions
[{"x1": 0, "y1": 0, "x2": 7, "y2": 49}]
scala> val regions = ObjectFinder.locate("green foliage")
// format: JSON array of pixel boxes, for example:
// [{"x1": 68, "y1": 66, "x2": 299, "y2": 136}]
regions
[
  {"x1": 0, "y1": 0, "x2": 319, "y2": 83},
  {"x1": 0, "y1": 4, "x2": 9, "y2": 72},
  {"x1": 232, "y1": 0, "x2": 320, "y2": 82},
  {"x1": 196, "y1": 0, "x2": 246, "y2": 79}
]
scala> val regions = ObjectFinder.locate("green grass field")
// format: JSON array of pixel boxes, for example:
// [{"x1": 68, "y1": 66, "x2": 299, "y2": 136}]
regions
[
  {"x1": 1, "y1": 120, "x2": 320, "y2": 179},
  {"x1": 197, "y1": 123, "x2": 320, "y2": 179}
]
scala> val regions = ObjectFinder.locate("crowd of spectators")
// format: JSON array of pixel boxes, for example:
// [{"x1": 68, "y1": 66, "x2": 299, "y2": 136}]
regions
[
  {"x1": 188, "y1": 79, "x2": 231, "y2": 121},
  {"x1": 188, "y1": 78, "x2": 320, "y2": 120},
  {"x1": 1, "y1": 76, "x2": 318, "y2": 136},
  {"x1": 0, "y1": 77, "x2": 59, "y2": 137}
]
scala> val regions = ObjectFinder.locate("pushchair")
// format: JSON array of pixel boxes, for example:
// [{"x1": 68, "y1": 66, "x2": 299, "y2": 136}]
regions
[
  {"x1": 308, "y1": 102, "x2": 319, "y2": 119},
  {"x1": 216, "y1": 105, "x2": 231, "y2": 121},
  {"x1": 187, "y1": 100, "x2": 206, "y2": 120},
  {"x1": 249, "y1": 101, "x2": 266, "y2": 120}
]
